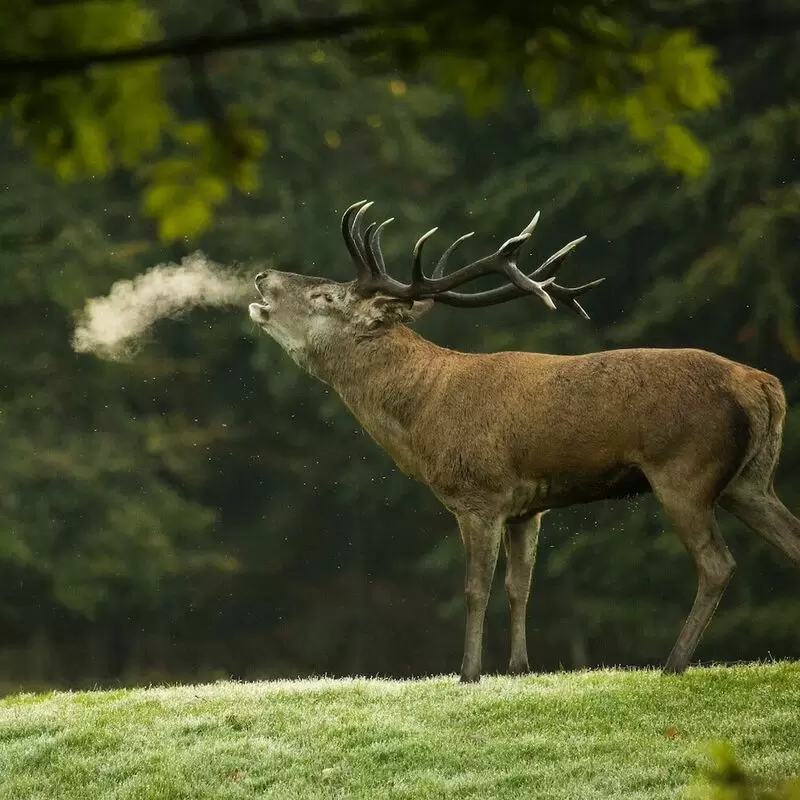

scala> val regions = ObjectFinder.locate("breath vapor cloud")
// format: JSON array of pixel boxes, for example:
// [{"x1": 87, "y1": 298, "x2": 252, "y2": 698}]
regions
[{"x1": 72, "y1": 252, "x2": 254, "y2": 361}]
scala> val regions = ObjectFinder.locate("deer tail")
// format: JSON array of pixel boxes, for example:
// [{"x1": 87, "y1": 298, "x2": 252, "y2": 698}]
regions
[{"x1": 734, "y1": 373, "x2": 786, "y2": 488}]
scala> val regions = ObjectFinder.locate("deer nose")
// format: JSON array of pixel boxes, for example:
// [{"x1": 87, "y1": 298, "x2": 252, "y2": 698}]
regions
[{"x1": 254, "y1": 270, "x2": 273, "y2": 293}]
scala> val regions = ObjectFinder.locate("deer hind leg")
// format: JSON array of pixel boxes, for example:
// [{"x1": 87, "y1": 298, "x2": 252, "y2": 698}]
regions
[
  {"x1": 717, "y1": 390, "x2": 800, "y2": 565},
  {"x1": 649, "y1": 478, "x2": 736, "y2": 674},
  {"x1": 719, "y1": 481, "x2": 800, "y2": 567},
  {"x1": 504, "y1": 513, "x2": 543, "y2": 675},
  {"x1": 456, "y1": 511, "x2": 504, "y2": 684}
]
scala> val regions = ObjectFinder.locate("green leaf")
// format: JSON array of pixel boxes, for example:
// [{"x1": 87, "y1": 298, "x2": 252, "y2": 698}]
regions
[
  {"x1": 659, "y1": 122, "x2": 710, "y2": 177},
  {"x1": 142, "y1": 182, "x2": 183, "y2": 217}
]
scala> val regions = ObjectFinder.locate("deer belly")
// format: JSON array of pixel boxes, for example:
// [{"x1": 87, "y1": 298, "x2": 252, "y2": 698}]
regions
[{"x1": 509, "y1": 464, "x2": 651, "y2": 519}]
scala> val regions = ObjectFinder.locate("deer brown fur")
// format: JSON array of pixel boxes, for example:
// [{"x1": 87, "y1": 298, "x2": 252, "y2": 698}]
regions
[{"x1": 248, "y1": 203, "x2": 800, "y2": 683}]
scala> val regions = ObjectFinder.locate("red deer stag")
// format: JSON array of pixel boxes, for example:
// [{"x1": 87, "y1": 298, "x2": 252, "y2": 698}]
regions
[{"x1": 249, "y1": 199, "x2": 800, "y2": 683}]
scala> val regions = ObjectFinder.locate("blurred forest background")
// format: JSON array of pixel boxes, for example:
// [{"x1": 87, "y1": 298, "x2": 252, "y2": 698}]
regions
[{"x1": 0, "y1": 0, "x2": 798, "y2": 692}]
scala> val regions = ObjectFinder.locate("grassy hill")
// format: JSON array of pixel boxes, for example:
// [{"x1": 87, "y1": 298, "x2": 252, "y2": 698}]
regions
[{"x1": 0, "y1": 662, "x2": 798, "y2": 799}]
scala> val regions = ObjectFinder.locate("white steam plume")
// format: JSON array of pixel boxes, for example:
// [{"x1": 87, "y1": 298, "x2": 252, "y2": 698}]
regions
[{"x1": 72, "y1": 252, "x2": 254, "y2": 361}]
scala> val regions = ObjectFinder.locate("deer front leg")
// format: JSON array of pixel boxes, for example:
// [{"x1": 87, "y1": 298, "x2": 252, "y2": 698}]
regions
[
  {"x1": 504, "y1": 513, "x2": 543, "y2": 674},
  {"x1": 457, "y1": 511, "x2": 504, "y2": 683}
]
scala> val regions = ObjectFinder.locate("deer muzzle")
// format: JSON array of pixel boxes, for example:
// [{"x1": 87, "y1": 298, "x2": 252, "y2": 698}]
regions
[
  {"x1": 249, "y1": 301, "x2": 270, "y2": 324},
  {"x1": 251, "y1": 271, "x2": 275, "y2": 323}
]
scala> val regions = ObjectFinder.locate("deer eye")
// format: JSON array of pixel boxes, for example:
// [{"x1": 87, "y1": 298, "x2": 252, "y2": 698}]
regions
[{"x1": 312, "y1": 292, "x2": 334, "y2": 304}]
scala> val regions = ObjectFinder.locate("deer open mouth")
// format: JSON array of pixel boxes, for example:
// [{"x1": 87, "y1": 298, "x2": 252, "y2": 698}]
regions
[{"x1": 248, "y1": 302, "x2": 270, "y2": 323}]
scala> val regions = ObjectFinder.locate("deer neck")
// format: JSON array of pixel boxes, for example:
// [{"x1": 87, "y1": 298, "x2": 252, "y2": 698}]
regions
[{"x1": 310, "y1": 326, "x2": 447, "y2": 476}]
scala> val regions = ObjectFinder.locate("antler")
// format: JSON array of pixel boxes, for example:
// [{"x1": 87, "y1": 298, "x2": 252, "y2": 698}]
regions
[{"x1": 340, "y1": 200, "x2": 605, "y2": 319}]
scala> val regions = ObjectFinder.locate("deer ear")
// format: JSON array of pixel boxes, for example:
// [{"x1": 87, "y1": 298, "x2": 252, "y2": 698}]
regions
[
  {"x1": 404, "y1": 298, "x2": 434, "y2": 322},
  {"x1": 365, "y1": 296, "x2": 433, "y2": 328}
]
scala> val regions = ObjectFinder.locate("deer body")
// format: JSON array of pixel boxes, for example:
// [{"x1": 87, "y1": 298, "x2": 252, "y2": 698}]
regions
[
  {"x1": 309, "y1": 326, "x2": 771, "y2": 514},
  {"x1": 249, "y1": 201, "x2": 800, "y2": 682}
]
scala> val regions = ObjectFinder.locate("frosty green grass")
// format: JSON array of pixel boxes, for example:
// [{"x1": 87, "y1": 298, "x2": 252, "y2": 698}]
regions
[{"x1": 1, "y1": 662, "x2": 798, "y2": 799}]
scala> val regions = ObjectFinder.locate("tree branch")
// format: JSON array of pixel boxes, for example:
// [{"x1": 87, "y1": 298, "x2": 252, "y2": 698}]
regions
[{"x1": 0, "y1": 11, "x2": 377, "y2": 76}]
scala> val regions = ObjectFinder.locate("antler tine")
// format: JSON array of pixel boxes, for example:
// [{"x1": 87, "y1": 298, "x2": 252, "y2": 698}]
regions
[
  {"x1": 520, "y1": 211, "x2": 540, "y2": 237},
  {"x1": 341, "y1": 200, "x2": 369, "y2": 258},
  {"x1": 411, "y1": 227, "x2": 439, "y2": 284},
  {"x1": 351, "y1": 201, "x2": 374, "y2": 245},
  {"x1": 431, "y1": 231, "x2": 474, "y2": 279},
  {"x1": 341, "y1": 199, "x2": 375, "y2": 282},
  {"x1": 363, "y1": 220, "x2": 396, "y2": 278},
  {"x1": 365, "y1": 218, "x2": 395, "y2": 276},
  {"x1": 528, "y1": 235, "x2": 587, "y2": 282},
  {"x1": 361, "y1": 221, "x2": 379, "y2": 273},
  {"x1": 341, "y1": 199, "x2": 369, "y2": 223},
  {"x1": 547, "y1": 278, "x2": 606, "y2": 319}
]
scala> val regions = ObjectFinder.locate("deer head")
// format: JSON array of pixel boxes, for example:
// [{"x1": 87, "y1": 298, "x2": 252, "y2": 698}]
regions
[
  {"x1": 248, "y1": 199, "x2": 604, "y2": 372},
  {"x1": 249, "y1": 271, "x2": 433, "y2": 370}
]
